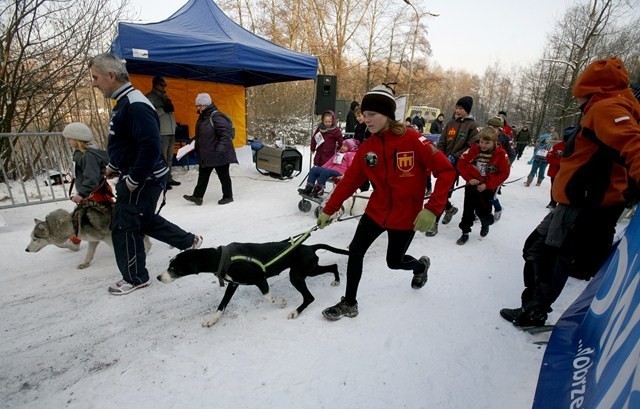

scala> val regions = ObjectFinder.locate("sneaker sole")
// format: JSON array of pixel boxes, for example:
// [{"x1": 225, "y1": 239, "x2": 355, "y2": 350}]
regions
[
  {"x1": 108, "y1": 282, "x2": 149, "y2": 295},
  {"x1": 322, "y1": 309, "x2": 358, "y2": 321}
]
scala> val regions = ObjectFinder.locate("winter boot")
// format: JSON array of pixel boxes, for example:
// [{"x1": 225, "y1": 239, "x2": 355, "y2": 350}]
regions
[
  {"x1": 441, "y1": 206, "x2": 458, "y2": 225},
  {"x1": 411, "y1": 256, "x2": 430, "y2": 289},
  {"x1": 524, "y1": 177, "x2": 533, "y2": 187},
  {"x1": 480, "y1": 224, "x2": 490, "y2": 237},
  {"x1": 298, "y1": 184, "x2": 313, "y2": 195},
  {"x1": 456, "y1": 233, "x2": 469, "y2": 245},
  {"x1": 499, "y1": 307, "x2": 524, "y2": 323},
  {"x1": 513, "y1": 306, "x2": 547, "y2": 327},
  {"x1": 425, "y1": 222, "x2": 438, "y2": 237},
  {"x1": 536, "y1": 178, "x2": 543, "y2": 186},
  {"x1": 311, "y1": 184, "x2": 324, "y2": 197},
  {"x1": 493, "y1": 210, "x2": 502, "y2": 222},
  {"x1": 322, "y1": 297, "x2": 359, "y2": 321}
]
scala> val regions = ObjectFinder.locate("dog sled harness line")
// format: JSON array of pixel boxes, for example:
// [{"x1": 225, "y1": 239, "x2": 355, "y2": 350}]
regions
[{"x1": 214, "y1": 227, "x2": 319, "y2": 287}]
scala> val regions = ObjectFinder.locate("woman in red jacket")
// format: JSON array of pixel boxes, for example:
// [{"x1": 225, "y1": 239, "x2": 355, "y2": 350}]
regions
[{"x1": 315, "y1": 84, "x2": 456, "y2": 321}]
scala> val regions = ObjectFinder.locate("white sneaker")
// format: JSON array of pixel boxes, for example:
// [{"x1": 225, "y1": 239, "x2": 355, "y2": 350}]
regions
[
  {"x1": 108, "y1": 279, "x2": 150, "y2": 295},
  {"x1": 494, "y1": 210, "x2": 502, "y2": 222},
  {"x1": 192, "y1": 235, "x2": 204, "y2": 249}
]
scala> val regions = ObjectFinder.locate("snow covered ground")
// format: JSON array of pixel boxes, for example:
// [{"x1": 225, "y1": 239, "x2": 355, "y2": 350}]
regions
[{"x1": 0, "y1": 144, "x2": 611, "y2": 409}]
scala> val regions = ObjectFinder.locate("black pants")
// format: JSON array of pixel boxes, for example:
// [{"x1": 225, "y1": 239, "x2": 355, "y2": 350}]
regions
[
  {"x1": 515, "y1": 143, "x2": 527, "y2": 159},
  {"x1": 112, "y1": 178, "x2": 194, "y2": 285},
  {"x1": 458, "y1": 186, "x2": 494, "y2": 234},
  {"x1": 520, "y1": 204, "x2": 623, "y2": 311},
  {"x1": 193, "y1": 164, "x2": 233, "y2": 199},
  {"x1": 343, "y1": 214, "x2": 424, "y2": 304}
]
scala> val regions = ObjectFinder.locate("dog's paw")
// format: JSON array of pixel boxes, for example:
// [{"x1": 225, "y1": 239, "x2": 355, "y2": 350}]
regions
[
  {"x1": 272, "y1": 297, "x2": 287, "y2": 308},
  {"x1": 77, "y1": 262, "x2": 90, "y2": 269},
  {"x1": 264, "y1": 292, "x2": 287, "y2": 308},
  {"x1": 331, "y1": 280, "x2": 340, "y2": 287},
  {"x1": 202, "y1": 311, "x2": 222, "y2": 327},
  {"x1": 287, "y1": 310, "x2": 300, "y2": 319}
]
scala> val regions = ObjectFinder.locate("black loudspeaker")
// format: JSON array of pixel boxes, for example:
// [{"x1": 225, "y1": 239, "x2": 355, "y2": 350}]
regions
[
  {"x1": 335, "y1": 99, "x2": 347, "y2": 121},
  {"x1": 255, "y1": 146, "x2": 303, "y2": 178},
  {"x1": 315, "y1": 75, "x2": 337, "y2": 115}
]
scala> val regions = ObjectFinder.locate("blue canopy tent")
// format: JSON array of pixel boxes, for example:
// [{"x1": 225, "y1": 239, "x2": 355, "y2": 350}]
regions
[
  {"x1": 110, "y1": 0, "x2": 318, "y2": 148},
  {"x1": 111, "y1": 0, "x2": 318, "y2": 86}
]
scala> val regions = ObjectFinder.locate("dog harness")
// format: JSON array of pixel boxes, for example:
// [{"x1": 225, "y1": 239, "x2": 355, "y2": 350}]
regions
[{"x1": 214, "y1": 227, "x2": 317, "y2": 287}]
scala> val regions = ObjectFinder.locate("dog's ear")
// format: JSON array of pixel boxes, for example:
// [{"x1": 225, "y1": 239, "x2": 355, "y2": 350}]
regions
[
  {"x1": 35, "y1": 223, "x2": 50, "y2": 237},
  {"x1": 34, "y1": 218, "x2": 44, "y2": 224}
]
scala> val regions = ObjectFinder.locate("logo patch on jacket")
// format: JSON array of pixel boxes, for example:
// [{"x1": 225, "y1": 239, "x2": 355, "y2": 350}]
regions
[{"x1": 397, "y1": 151, "x2": 414, "y2": 174}]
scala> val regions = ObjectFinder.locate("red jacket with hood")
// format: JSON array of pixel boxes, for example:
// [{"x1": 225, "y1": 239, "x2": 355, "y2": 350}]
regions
[
  {"x1": 322, "y1": 127, "x2": 456, "y2": 230},
  {"x1": 552, "y1": 57, "x2": 640, "y2": 207},
  {"x1": 457, "y1": 143, "x2": 511, "y2": 190}
]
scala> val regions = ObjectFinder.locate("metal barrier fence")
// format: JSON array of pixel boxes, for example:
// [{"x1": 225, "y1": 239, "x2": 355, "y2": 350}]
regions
[{"x1": 0, "y1": 132, "x2": 74, "y2": 209}]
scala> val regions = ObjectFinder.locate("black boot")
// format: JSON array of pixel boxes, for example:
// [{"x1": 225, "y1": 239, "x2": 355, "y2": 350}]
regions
[
  {"x1": 513, "y1": 307, "x2": 547, "y2": 327},
  {"x1": 500, "y1": 307, "x2": 523, "y2": 323},
  {"x1": 311, "y1": 184, "x2": 324, "y2": 197},
  {"x1": 456, "y1": 233, "x2": 469, "y2": 245},
  {"x1": 298, "y1": 184, "x2": 313, "y2": 195}
]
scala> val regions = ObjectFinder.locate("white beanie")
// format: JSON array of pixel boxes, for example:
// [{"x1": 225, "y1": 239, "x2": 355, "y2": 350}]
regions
[
  {"x1": 195, "y1": 93, "x2": 212, "y2": 106},
  {"x1": 62, "y1": 122, "x2": 93, "y2": 142}
]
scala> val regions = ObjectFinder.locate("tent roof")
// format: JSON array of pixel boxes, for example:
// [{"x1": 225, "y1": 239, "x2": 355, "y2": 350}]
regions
[{"x1": 111, "y1": 0, "x2": 318, "y2": 87}]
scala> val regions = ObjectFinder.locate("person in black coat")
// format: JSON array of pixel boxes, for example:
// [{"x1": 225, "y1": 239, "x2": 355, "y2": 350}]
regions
[
  {"x1": 429, "y1": 113, "x2": 445, "y2": 134},
  {"x1": 345, "y1": 101, "x2": 359, "y2": 133},
  {"x1": 184, "y1": 93, "x2": 239, "y2": 206}
]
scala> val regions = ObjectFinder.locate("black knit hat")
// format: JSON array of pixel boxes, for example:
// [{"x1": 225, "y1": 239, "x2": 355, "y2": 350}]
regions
[
  {"x1": 456, "y1": 96, "x2": 473, "y2": 114},
  {"x1": 361, "y1": 84, "x2": 396, "y2": 120},
  {"x1": 498, "y1": 110, "x2": 507, "y2": 117},
  {"x1": 152, "y1": 76, "x2": 166, "y2": 87}
]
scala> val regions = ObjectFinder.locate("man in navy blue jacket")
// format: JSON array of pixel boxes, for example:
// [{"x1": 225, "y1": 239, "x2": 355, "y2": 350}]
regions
[{"x1": 89, "y1": 53, "x2": 203, "y2": 295}]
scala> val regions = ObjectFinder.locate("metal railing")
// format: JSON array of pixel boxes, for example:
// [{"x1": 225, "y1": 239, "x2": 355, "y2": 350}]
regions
[{"x1": 0, "y1": 132, "x2": 74, "y2": 209}]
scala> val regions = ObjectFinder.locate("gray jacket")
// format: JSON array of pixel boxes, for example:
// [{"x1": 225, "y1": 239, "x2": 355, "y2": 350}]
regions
[{"x1": 146, "y1": 88, "x2": 176, "y2": 136}]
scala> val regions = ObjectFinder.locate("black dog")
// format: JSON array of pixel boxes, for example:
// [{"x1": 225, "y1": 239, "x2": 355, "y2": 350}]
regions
[{"x1": 157, "y1": 242, "x2": 349, "y2": 327}]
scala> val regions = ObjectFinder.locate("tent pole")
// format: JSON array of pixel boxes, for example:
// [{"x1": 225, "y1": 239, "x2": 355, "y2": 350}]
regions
[{"x1": 307, "y1": 77, "x2": 318, "y2": 170}]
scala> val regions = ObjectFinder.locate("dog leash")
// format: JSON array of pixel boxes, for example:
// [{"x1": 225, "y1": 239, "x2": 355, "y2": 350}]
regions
[{"x1": 336, "y1": 176, "x2": 525, "y2": 223}]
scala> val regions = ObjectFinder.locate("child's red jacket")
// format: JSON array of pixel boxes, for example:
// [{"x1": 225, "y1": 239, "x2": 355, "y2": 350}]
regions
[
  {"x1": 457, "y1": 143, "x2": 511, "y2": 190},
  {"x1": 546, "y1": 141, "x2": 566, "y2": 178}
]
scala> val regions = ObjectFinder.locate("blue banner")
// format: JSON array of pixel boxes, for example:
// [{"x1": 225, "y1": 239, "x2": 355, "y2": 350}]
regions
[{"x1": 533, "y1": 211, "x2": 640, "y2": 408}]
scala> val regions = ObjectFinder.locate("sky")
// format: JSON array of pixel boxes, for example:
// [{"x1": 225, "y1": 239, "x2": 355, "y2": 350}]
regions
[
  {"x1": 123, "y1": 0, "x2": 577, "y2": 75},
  {"x1": 1, "y1": 144, "x2": 621, "y2": 408}
]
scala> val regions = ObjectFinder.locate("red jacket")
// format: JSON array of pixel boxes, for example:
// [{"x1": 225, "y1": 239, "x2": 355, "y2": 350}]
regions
[
  {"x1": 322, "y1": 127, "x2": 456, "y2": 230},
  {"x1": 546, "y1": 141, "x2": 565, "y2": 178},
  {"x1": 457, "y1": 143, "x2": 511, "y2": 190}
]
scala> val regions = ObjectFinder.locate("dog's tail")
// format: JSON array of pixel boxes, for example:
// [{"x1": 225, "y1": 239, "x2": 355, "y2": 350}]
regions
[{"x1": 310, "y1": 243, "x2": 349, "y2": 256}]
